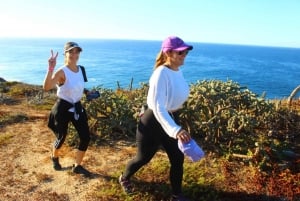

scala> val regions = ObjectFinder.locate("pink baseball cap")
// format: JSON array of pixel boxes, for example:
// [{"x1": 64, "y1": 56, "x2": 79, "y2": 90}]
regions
[{"x1": 162, "y1": 36, "x2": 193, "y2": 53}]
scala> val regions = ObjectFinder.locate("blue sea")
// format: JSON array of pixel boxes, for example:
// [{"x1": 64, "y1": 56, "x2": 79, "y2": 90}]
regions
[{"x1": 0, "y1": 38, "x2": 300, "y2": 99}]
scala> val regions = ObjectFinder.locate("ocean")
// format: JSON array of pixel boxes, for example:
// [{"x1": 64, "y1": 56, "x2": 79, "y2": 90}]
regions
[{"x1": 0, "y1": 38, "x2": 300, "y2": 99}]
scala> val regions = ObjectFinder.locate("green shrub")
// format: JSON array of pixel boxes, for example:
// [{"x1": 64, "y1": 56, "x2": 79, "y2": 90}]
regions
[
  {"x1": 66, "y1": 80, "x2": 299, "y2": 171},
  {"x1": 0, "y1": 112, "x2": 28, "y2": 126},
  {"x1": 180, "y1": 80, "x2": 274, "y2": 153},
  {"x1": 67, "y1": 83, "x2": 148, "y2": 146}
]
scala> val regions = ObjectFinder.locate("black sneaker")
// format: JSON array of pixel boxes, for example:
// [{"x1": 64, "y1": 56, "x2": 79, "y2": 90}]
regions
[
  {"x1": 171, "y1": 194, "x2": 191, "y2": 201},
  {"x1": 72, "y1": 165, "x2": 92, "y2": 177},
  {"x1": 119, "y1": 174, "x2": 133, "y2": 194},
  {"x1": 51, "y1": 157, "x2": 62, "y2": 170}
]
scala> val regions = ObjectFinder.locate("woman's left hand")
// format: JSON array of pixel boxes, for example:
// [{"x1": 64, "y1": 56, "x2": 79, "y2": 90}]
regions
[{"x1": 176, "y1": 129, "x2": 191, "y2": 143}]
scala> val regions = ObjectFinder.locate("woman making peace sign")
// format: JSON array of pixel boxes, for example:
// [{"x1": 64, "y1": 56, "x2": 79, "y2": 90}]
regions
[{"x1": 43, "y1": 42, "x2": 91, "y2": 177}]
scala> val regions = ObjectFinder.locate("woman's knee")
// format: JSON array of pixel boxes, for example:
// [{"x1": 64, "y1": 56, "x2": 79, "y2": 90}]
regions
[{"x1": 78, "y1": 134, "x2": 90, "y2": 151}]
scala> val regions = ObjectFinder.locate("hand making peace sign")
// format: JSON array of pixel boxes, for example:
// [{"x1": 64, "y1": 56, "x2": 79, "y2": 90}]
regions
[{"x1": 48, "y1": 50, "x2": 58, "y2": 72}]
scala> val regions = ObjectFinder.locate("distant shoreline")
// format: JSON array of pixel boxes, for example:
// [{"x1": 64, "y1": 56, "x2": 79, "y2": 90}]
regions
[
  {"x1": 0, "y1": 37, "x2": 300, "y2": 49},
  {"x1": 1, "y1": 77, "x2": 296, "y2": 102}
]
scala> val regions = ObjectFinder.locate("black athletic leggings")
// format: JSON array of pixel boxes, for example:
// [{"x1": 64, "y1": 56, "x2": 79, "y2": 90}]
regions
[
  {"x1": 54, "y1": 110, "x2": 90, "y2": 151},
  {"x1": 123, "y1": 109, "x2": 184, "y2": 195}
]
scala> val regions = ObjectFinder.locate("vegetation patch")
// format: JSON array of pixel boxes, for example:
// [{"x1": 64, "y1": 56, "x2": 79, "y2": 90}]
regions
[
  {"x1": 0, "y1": 131, "x2": 14, "y2": 146},
  {"x1": 0, "y1": 112, "x2": 28, "y2": 128},
  {"x1": 1, "y1": 80, "x2": 299, "y2": 201},
  {"x1": 65, "y1": 80, "x2": 299, "y2": 173}
]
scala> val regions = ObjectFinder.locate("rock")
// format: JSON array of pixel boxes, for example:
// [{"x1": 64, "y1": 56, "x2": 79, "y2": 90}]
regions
[{"x1": 0, "y1": 77, "x2": 6, "y2": 82}]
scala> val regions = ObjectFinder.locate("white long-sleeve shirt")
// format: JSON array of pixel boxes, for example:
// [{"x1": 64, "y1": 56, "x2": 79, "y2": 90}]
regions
[{"x1": 147, "y1": 65, "x2": 189, "y2": 139}]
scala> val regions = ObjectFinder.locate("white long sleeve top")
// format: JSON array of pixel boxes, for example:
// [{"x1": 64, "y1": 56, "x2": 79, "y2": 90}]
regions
[{"x1": 147, "y1": 65, "x2": 189, "y2": 139}]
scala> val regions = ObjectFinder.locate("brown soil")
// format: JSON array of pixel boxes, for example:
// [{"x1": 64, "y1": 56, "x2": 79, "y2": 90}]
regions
[
  {"x1": 0, "y1": 101, "x2": 137, "y2": 201},
  {"x1": 0, "y1": 97, "x2": 299, "y2": 201}
]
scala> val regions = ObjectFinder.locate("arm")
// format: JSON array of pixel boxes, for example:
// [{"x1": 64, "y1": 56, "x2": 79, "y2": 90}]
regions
[
  {"x1": 148, "y1": 70, "x2": 182, "y2": 139},
  {"x1": 43, "y1": 50, "x2": 64, "y2": 91}
]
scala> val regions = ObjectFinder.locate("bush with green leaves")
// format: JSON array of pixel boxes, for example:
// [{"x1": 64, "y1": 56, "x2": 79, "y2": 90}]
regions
[
  {"x1": 67, "y1": 80, "x2": 299, "y2": 170},
  {"x1": 181, "y1": 80, "x2": 270, "y2": 151},
  {"x1": 181, "y1": 80, "x2": 299, "y2": 153},
  {"x1": 67, "y1": 83, "x2": 148, "y2": 146},
  {"x1": 179, "y1": 80, "x2": 299, "y2": 171}
]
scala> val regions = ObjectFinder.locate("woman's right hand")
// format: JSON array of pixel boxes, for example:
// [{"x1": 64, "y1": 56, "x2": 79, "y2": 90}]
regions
[
  {"x1": 176, "y1": 129, "x2": 191, "y2": 143},
  {"x1": 48, "y1": 50, "x2": 58, "y2": 72}
]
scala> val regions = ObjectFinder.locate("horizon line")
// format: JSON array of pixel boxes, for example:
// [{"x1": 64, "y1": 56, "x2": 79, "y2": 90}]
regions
[{"x1": 0, "y1": 36, "x2": 299, "y2": 49}]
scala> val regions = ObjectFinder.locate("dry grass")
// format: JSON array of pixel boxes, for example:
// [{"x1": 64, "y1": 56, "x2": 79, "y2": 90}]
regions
[
  {"x1": 0, "y1": 82, "x2": 299, "y2": 201},
  {"x1": 0, "y1": 99, "x2": 139, "y2": 201}
]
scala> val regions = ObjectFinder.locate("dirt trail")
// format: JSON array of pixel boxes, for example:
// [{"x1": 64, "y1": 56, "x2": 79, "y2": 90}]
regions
[{"x1": 0, "y1": 104, "x2": 136, "y2": 201}]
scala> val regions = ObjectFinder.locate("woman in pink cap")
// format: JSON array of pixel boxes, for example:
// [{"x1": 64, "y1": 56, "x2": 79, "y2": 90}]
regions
[{"x1": 119, "y1": 36, "x2": 193, "y2": 201}]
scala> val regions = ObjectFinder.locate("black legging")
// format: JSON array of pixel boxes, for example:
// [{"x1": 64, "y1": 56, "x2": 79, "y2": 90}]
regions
[
  {"x1": 53, "y1": 110, "x2": 90, "y2": 151},
  {"x1": 123, "y1": 109, "x2": 184, "y2": 195}
]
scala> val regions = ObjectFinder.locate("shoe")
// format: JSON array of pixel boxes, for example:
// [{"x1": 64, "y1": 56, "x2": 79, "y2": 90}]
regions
[
  {"x1": 51, "y1": 157, "x2": 62, "y2": 170},
  {"x1": 171, "y1": 194, "x2": 191, "y2": 201},
  {"x1": 119, "y1": 174, "x2": 133, "y2": 194},
  {"x1": 72, "y1": 165, "x2": 92, "y2": 177}
]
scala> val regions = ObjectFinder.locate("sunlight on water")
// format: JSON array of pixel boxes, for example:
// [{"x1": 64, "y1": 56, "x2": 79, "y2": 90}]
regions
[{"x1": 0, "y1": 38, "x2": 300, "y2": 99}]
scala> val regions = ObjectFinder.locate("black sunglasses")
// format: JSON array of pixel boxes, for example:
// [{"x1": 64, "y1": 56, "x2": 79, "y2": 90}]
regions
[{"x1": 177, "y1": 50, "x2": 189, "y2": 56}]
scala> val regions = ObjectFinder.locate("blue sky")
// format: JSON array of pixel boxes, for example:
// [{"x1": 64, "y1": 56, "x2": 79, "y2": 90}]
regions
[{"x1": 0, "y1": 0, "x2": 299, "y2": 47}]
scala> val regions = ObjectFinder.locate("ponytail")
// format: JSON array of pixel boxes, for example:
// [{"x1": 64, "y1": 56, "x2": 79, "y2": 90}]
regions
[{"x1": 154, "y1": 51, "x2": 167, "y2": 69}]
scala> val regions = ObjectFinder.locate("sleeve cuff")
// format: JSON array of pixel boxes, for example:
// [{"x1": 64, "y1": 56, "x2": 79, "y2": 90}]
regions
[{"x1": 170, "y1": 126, "x2": 182, "y2": 139}]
